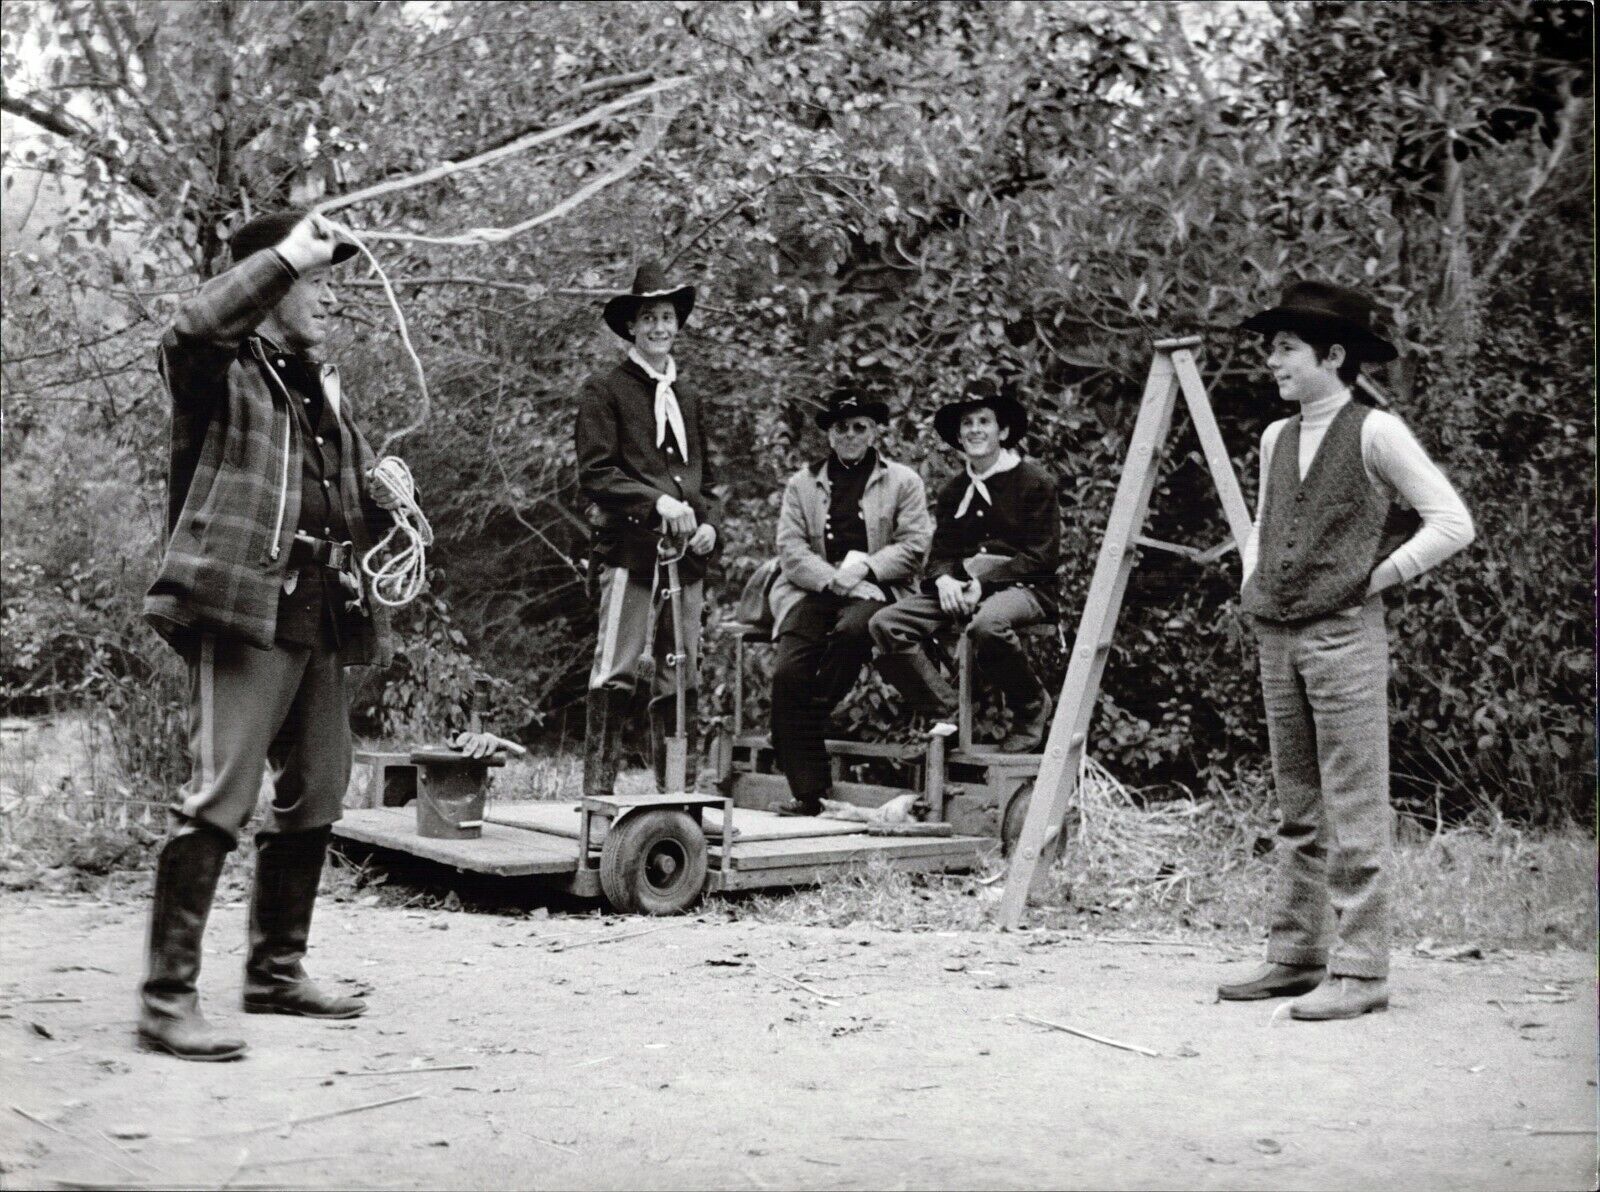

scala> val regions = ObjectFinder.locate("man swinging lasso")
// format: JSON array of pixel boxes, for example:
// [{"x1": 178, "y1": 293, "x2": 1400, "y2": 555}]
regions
[{"x1": 138, "y1": 212, "x2": 410, "y2": 1061}]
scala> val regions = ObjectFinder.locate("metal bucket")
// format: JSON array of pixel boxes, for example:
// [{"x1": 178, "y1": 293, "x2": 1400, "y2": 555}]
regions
[{"x1": 412, "y1": 754, "x2": 488, "y2": 839}]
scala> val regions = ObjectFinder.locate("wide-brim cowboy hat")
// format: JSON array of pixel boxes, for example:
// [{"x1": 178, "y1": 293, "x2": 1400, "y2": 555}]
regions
[
  {"x1": 603, "y1": 260, "x2": 696, "y2": 340},
  {"x1": 230, "y1": 210, "x2": 359, "y2": 266},
  {"x1": 816, "y1": 388, "x2": 891, "y2": 430},
  {"x1": 1239, "y1": 280, "x2": 1397, "y2": 364},
  {"x1": 933, "y1": 379, "x2": 1028, "y2": 450}
]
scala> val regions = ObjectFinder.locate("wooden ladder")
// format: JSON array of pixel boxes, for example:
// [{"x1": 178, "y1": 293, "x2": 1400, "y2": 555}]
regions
[{"x1": 996, "y1": 336, "x2": 1254, "y2": 929}]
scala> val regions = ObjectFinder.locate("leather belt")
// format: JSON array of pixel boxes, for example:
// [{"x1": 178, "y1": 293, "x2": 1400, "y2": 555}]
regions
[{"x1": 290, "y1": 531, "x2": 354, "y2": 571}]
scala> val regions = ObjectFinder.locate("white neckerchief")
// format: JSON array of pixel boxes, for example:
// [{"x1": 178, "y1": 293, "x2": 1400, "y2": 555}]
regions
[
  {"x1": 628, "y1": 348, "x2": 688, "y2": 460},
  {"x1": 955, "y1": 448, "x2": 1020, "y2": 518}
]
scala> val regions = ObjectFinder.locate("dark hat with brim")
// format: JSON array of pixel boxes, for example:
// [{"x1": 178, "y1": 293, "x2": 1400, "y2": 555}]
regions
[
  {"x1": 933, "y1": 379, "x2": 1028, "y2": 450},
  {"x1": 230, "y1": 210, "x2": 358, "y2": 267},
  {"x1": 816, "y1": 388, "x2": 890, "y2": 430},
  {"x1": 1239, "y1": 280, "x2": 1397, "y2": 364},
  {"x1": 603, "y1": 260, "x2": 696, "y2": 340}
]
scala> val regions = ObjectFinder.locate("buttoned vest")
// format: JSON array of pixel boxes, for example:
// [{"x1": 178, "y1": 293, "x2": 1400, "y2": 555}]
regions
[{"x1": 1242, "y1": 402, "x2": 1418, "y2": 623}]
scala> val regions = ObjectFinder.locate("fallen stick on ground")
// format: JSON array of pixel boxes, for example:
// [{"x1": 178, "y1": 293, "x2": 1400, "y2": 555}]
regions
[
  {"x1": 523, "y1": 1132, "x2": 578, "y2": 1155},
  {"x1": 194, "y1": 1092, "x2": 424, "y2": 1140},
  {"x1": 1525, "y1": 1126, "x2": 1594, "y2": 1136},
  {"x1": 12, "y1": 1105, "x2": 66, "y2": 1135},
  {"x1": 12, "y1": 1106, "x2": 145, "y2": 1181},
  {"x1": 335, "y1": 1064, "x2": 476, "y2": 1078},
  {"x1": 11, "y1": 996, "x2": 84, "y2": 1004},
  {"x1": 545, "y1": 923, "x2": 685, "y2": 952},
  {"x1": 1015, "y1": 1013, "x2": 1161, "y2": 1058},
  {"x1": 750, "y1": 961, "x2": 840, "y2": 1005}
]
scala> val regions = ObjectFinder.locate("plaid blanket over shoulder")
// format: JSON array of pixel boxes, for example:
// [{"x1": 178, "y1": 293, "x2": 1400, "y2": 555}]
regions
[{"x1": 145, "y1": 249, "x2": 393, "y2": 665}]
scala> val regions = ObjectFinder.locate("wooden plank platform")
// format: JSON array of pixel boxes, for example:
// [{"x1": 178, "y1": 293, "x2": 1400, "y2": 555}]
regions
[
  {"x1": 712, "y1": 832, "x2": 983, "y2": 872},
  {"x1": 334, "y1": 808, "x2": 577, "y2": 877},
  {"x1": 485, "y1": 801, "x2": 866, "y2": 843},
  {"x1": 709, "y1": 851, "x2": 975, "y2": 892},
  {"x1": 732, "y1": 734, "x2": 928, "y2": 761}
]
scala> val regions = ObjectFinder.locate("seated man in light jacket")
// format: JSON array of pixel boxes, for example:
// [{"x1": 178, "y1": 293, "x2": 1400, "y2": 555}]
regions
[{"x1": 767, "y1": 390, "x2": 932, "y2": 816}]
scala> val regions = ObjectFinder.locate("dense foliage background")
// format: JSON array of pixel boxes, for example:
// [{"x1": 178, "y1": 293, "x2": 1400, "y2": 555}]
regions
[{"x1": 2, "y1": 0, "x2": 1592, "y2": 823}]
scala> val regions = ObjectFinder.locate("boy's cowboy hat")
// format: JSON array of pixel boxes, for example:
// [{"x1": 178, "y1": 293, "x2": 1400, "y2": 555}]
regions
[
  {"x1": 933, "y1": 378, "x2": 1028, "y2": 450},
  {"x1": 1239, "y1": 280, "x2": 1398, "y2": 364},
  {"x1": 603, "y1": 260, "x2": 696, "y2": 340},
  {"x1": 816, "y1": 387, "x2": 890, "y2": 430},
  {"x1": 230, "y1": 210, "x2": 359, "y2": 266}
]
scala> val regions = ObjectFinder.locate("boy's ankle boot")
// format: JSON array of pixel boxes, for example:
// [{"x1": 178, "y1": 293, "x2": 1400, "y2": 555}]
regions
[{"x1": 138, "y1": 824, "x2": 247, "y2": 1061}]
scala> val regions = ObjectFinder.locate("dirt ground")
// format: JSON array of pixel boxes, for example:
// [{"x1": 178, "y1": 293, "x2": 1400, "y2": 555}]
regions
[{"x1": 1, "y1": 896, "x2": 1594, "y2": 1192}]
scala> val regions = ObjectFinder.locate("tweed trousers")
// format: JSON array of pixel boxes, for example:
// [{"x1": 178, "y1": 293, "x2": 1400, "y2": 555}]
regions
[{"x1": 1255, "y1": 598, "x2": 1393, "y2": 979}]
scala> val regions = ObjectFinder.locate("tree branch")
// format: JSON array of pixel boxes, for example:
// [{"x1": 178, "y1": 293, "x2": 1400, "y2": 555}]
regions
[
  {"x1": 1478, "y1": 88, "x2": 1586, "y2": 290},
  {"x1": 0, "y1": 86, "x2": 163, "y2": 201}
]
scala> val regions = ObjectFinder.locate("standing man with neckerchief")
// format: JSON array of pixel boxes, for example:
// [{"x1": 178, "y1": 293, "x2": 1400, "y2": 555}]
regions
[{"x1": 576, "y1": 261, "x2": 719, "y2": 796}]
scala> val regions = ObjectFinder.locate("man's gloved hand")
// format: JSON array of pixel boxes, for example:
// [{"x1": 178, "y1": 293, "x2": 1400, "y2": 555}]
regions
[
  {"x1": 687, "y1": 523, "x2": 716, "y2": 556},
  {"x1": 655, "y1": 494, "x2": 697, "y2": 537},
  {"x1": 367, "y1": 458, "x2": 408, "y2": 512},
  {"x1": 451, "y1": 731, "x2": 527, "y2": 760},
  {"x1": 274, "y1": 213, "x2": 348, "y2": 276}
]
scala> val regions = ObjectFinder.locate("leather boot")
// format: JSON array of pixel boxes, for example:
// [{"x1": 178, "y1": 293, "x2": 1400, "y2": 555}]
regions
[
  {"x1": 875, "y1": 649, "x2": 957, "y2": 718},
  {"x1": 1289, "y1": 975, "x2": 1389, "y2": 1020},
  {"x1": 583, "y1": 687, "x2": 622, "y2": 797},
  {"x1": 243, "y1": 826, "x2": 364, "y2": 1019},
  {"x1": 650, "y1": 690, "x2": 699, "y2": 792},
  {"x1": 997, "y1": 689, "x2": 1053, "y2": 753},
  {"x1": 1216, "y1": 961, "x2": 1327, "y2": 1001},
  {"x1": 137, "y1": 824, "x2": 247, "y2": 1061}
]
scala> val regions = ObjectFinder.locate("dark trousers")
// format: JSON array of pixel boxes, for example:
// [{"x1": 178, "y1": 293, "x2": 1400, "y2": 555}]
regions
[
  {"x1": 770, "y1": 593, "x2": 885, "y2": 801},
  {"x1": 869, "y1": 586, "x2": 1048, "y2": 707}
]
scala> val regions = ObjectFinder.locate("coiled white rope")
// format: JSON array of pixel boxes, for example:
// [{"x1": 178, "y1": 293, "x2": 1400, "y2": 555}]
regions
[
  {"x1": 362, "y1": 456, "x2": 433, "y2": 608},
  {"x1": 306, "y1": 217, "x2": 434, "y2": 608}
]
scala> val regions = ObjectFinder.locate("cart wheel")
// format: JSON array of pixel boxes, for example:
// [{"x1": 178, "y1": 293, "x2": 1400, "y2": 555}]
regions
[
  {"x1": 599, "y1": 809, "x2": 709, "y2": 916},
  {"x1": 1000, "y1": 783, "x2": 1032, "y2": 857},
  {"x1": 1000, "y1": 781, "x2": 1071, "y2": 859}
]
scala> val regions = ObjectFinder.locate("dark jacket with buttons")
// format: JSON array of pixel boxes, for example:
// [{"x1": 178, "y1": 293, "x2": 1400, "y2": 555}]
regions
[
  {"x1": 926, "y1": 458, "x2": 1061, "y2": 614},
  {"x1": 575, "y1": 357, "x2": 718, "y2": 578}
]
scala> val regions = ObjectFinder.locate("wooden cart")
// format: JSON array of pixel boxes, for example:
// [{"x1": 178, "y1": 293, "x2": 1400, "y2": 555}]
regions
[
  {"x1": 333, "y1": 751, "x2": 984, "y2": 916},
  {"x1": 713, "y1": 621, "x2": 1058, "y2": 855}
]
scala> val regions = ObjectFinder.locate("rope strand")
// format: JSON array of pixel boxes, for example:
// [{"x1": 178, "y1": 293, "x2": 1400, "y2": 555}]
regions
[{"x1": 362, "y1": 456, "x2": 432, "y2": 608}]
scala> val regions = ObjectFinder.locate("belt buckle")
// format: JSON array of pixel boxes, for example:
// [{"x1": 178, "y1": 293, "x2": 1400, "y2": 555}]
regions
[{"x1": 328, "y1": 540, "x2": 352, "y2": 571}]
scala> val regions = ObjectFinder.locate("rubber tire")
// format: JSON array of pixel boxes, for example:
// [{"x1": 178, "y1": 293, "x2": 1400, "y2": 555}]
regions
[
  {"x1": 598, "y1": 809, "x2": 709, "y2": 916},
  {"x1": 1000, "y1": 781, "x2": 1035, "y2": 859},
  {"x1": 1000, "y1": 780, "x2": 1072, "y2": 861}
]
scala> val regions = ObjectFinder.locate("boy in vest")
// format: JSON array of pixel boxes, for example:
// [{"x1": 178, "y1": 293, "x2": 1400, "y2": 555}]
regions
[
  {"x1": 767, "y1": 390, "x2": 932, "y2": 816},
  {"x1": 869, "y1": 380, "x2": 1060, "y2": 752},
  {"x1": 1218, "y1": 281, "x2": 1474, "y2": 1020},
  {"x1": 576, "y1": 262, "x2": 717, "y2": 795}
]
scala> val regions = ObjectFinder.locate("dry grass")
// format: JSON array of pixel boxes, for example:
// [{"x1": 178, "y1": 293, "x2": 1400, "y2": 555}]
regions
[
  {"x1": 3, "y1": 718, "x2": 1593, "y2": 953},
  {"x1": 727, "y1": 757, "x2": 1597, "y2": 952}
]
